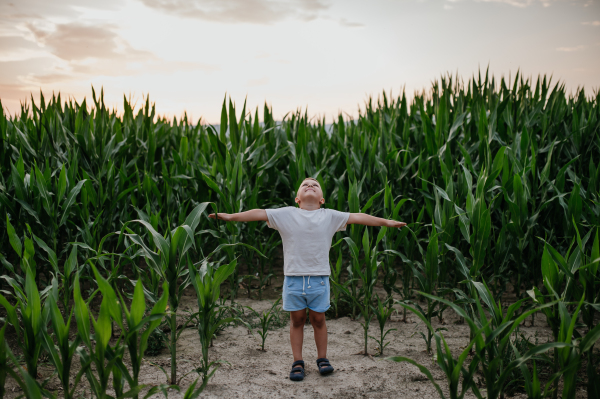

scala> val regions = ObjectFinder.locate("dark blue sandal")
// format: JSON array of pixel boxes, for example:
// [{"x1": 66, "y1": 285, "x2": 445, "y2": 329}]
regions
[
  {"x1": 289, "y1": 360, "x2": 305, "y2": 381},
  {"x1": 316, "y1": 358, "x2": 334, "y2": 375}
]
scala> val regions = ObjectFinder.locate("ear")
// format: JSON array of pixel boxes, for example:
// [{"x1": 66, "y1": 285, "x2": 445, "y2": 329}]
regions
[
  {"x1": 295, "y1": 196, "x2": 300, "y2": 204},
  {"x1": 320, "y1": 198, "x2": 325, "y2": 205}
]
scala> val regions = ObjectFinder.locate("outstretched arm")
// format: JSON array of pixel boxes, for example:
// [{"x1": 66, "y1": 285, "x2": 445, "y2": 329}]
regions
[
  {"x1": 208, "y1": 209, "x2": 268, "y2": 222},
  {"x1": 347, "y1": 213, "x2": 406, "y2": 228}
]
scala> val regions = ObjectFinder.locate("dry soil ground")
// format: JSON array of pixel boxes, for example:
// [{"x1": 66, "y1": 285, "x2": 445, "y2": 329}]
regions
[{"x1": 3, "y1": 275, "x2": 590, "y2": 399}]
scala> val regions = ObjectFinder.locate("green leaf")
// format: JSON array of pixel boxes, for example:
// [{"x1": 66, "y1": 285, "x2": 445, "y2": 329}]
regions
[
  {"x1": 426, "y1": 227, "x2": 439, "y2": 286},
  {"x1": 184, "y1": 202, "x2": 211, "y2": 232},
  {"x1": 10, "y1": 163, "x2": 26, "y2": 201},
  {"x1": 57, "y1": 163, "x2": 67, "y2": 201},
  {"x1": 14, "y1": 125, "x2": 36, "y2": 158},
  {"x1": 361, "y1": 188, "x2": 384, "y2": 214},
  {"x1": 133, "y1": 219, "x2": 170, "y2": 265},
  {"x1": 541, "y1": 245, "x2": 558, "y2": 295},
  {"x1": 59, "y1": 179, "x2": 86, "y2": 227},
  {"x1": 130, "y1": 279, "x2": 146, "y2": 327},
  {"x1": 0, "y1": 294, "x2": 20, "y2": 340},
  {"x1": 29, "y1": 231, "x2": 58, "y2": 275},
  {"x1": 64, "y1": 245, "x2": 78, "y2": 278},
  {"x1": 591, "y1": 228, "x2": 600, "y2": 276},
  {"x1": 34, "y1": 163, "x2": 52, "y2": 216},
  {"x1": 93, "y1": 299, "x2": 112, "y2": 350},
  {"x1": 73, "y1": 273, "x2": 91, "y2": 348},
  {"x1": 25, "y1": 270, "x2": 42, "y2": 335},
  {"x1": 6, "y1": 215, "x2": 22, "y2": 258},
  {"x1": 539, "y1": 140, "x2": 555, "y2": 187},
  {"x1": 580, "y1": 322, "x2": 600, "y2": 353},
  {"x1": 484, "y1": 146, "x2": 505, "y2": 192},
  {"x1": 91, "y1": 264, "x2": 124, "y2": 330},
  {"x1": 348, "y1": 179, "x2": 359, "y2": 214}
]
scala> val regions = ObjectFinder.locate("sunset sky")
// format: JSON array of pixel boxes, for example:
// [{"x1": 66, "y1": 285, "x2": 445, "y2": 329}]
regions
[{"x1": 1, "y1": 0, "x2": 599, "y2": 123}]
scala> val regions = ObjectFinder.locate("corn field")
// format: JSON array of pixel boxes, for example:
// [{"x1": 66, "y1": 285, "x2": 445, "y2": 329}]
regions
[{"x1": 0, "y1": 70, "x2": 599, "y2": 398}]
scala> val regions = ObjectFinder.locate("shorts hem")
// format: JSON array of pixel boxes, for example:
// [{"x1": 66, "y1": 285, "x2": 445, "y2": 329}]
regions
[
  {"x1": 307, "y1": 305, "x2": 330, "y2": 313},
  {"x1": 282, "y1": 305, "x2": 308, "y2": 312}
]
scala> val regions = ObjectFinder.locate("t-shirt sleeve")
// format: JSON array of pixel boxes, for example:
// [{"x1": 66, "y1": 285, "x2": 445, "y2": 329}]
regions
[
  {"x1": 329, "y1": 209, "x2": 350, "y2": 232},
  {"x1": 265, "y1": 207, "x2": 290, "y2": 231}
]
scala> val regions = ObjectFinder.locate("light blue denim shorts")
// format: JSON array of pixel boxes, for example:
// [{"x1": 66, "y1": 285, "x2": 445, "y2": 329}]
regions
[{"x1": 282, "y1": 276, "x2": 330, "y2": 313}]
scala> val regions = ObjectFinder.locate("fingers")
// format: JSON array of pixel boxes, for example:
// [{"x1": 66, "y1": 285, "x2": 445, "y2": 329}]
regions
[{"x1": 208, "y1": 213, "x2": 216, "y2": 219}]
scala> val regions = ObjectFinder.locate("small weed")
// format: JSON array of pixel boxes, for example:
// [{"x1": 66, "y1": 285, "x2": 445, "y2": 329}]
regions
[{"x1": 146, "y1": 327, "x2": 167, "y2": 356}]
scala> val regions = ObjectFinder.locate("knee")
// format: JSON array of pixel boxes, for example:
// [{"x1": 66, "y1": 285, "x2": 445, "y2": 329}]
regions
[
  {"x1": 310, "y1": 313, "x2": 326, "y2": 329},
  {"x1": 291, "y1": 315, "x2": 306, "y2": 329}
]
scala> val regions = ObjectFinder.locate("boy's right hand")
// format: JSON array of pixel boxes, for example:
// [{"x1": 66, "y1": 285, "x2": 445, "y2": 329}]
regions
[{"x1": 209, "y1": 213, "x2": 231, "y2": 221}]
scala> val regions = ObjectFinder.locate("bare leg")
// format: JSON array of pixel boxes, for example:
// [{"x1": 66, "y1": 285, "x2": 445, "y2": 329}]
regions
[
  {"x1": 290, "y1": 310, "x2": 306, "y2": 362},
  {"x1": 309, "y1": 310, "x2": 327, "y2": 359}
]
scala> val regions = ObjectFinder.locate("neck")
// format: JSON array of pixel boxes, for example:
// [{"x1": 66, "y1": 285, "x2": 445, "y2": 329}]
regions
[{"x1": 299, "y1": 202, "x2": 321, "y2": 211}]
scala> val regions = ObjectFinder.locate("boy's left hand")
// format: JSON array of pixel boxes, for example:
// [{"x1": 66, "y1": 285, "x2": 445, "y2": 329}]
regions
[{"x1": 386, "y1": 220, "x2": 407, "y2": 228}]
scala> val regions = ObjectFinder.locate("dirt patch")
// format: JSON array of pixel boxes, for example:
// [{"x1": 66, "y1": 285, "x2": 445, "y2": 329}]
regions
[{"x1": 3, "y1": 289, "x2": 577, "y2": 399}]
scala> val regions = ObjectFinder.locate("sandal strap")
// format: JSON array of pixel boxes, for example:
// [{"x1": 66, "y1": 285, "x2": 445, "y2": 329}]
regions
[
  {"x1": 316, "y1": 358, "x2": 331, "y2": 367},
  {"x1": 292, "y1": 360, "x2": 305, "y2": 368},
  {"x1": 291, "y1": 366, "x2": 304, "y2": 372}
]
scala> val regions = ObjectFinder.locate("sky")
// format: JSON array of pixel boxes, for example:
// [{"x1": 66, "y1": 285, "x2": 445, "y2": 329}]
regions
[{"x1": 0, "y1": 0, "x2": 599, "y2": 124}]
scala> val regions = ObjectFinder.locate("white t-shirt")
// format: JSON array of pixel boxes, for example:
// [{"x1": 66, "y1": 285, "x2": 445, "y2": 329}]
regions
[{"x1": 265, "y1": 206, "x2": 350, "y2": 276}]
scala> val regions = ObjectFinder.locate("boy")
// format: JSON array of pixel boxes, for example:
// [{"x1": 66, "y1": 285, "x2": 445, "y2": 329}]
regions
[{"x1": 209, "y1": 177, "x2": 406, "y2": 381}]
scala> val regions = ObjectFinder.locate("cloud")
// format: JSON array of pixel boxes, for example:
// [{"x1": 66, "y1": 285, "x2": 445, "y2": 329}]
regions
[
  {"x1": 339, "y1": 18, "x2": 364, "y2": 28},
  {"x1": 556, "y1": 45, "x2": 585, "y2": 52},
  {"x1": 0, "y1": 35, "x2": 43, "y2": 61},
  {"x1": 0, "y1": 21, "x2": 219, "y2": 88},
  {"x1": 445, "y1": 0, "x2": 556, "y2": 7},
  {"x1": 18, "y1": 22, "x2": 221, "y2": 82},
  {"x1": 582, "y1": 21, "x2": 600, "y2": 26},
  {"x1": 139, "y1": 0, "x2": 330, "y2": 24},
  {"x1": 27, "y1": 23, "x2": 152, "y2": 62},
  {"x1": 0, "y1": 0, "x2": 122, "y2": 20}
]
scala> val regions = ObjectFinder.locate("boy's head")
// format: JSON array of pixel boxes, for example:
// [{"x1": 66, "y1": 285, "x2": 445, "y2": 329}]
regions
[{"x1": 295, "y1": 177, "x2": 325, "y2": 208}]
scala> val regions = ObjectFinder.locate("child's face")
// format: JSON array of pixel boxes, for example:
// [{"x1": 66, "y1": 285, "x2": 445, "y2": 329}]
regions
[{"x1": 295, "y1": 180, "x2": 325, "y2": 207}]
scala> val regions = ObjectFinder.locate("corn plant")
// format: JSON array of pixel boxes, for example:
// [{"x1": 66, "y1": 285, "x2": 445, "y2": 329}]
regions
[
  {"x1": 4, "y1": 151, "x2": 86, "y2": 261},
  {"x1": 369, "y1": 295, "x2": 396, "y2": 356},
  {"x1": 91, "y1": 264, "x2": 170, "y2": 399},
  {"x1": 250, "y1": 231, "x2": 281, "y2": 299},
  {"x1": 528, "y1": 226, "x2": 600, "y2": 398},
  {"x1": 247, "y1": 298, "x2": 282, "y2": 351},
  {"x1": 0, "y1": 324, "x2": 44, "y2": 399},
  {"x1": 381, "y1": 182, "x2": 410, "y2": 300},
  {"x1": 119, "y1": 202, "x2": 208, "y2": 385},
  {"x1": 41, "y1": 279, "x2": 88, "y2": 399},
  {"x1": 397, "y1": 225, "x2": 443, "y2": 353},
  {"x1": 388, "y1": 332, "x2": 479, "y2": 399},
  {"x1": 421, "y1": 288, "x2": 567, "y2": 399},
  {"x1": 553, "y1": 296, "x2": 600, "y2": 399},
  {"x1": 576, "y1": 227, "x2": 600, "y2": 398},
  {"x1": 0, "y1": 268, "x2": 45, "y2": 381},
  {"x1": 73, "y1": 272, "x2": 118, "y2": 399},
  {"x1": 0, "y1": 324, "x2": 5, "y2": 398},
  {"x1": 181, "y1": 375, "x2": 213, "y2": 399},
  {"x1": 188, "y1": 258, "x2": 238, "y2": 382},
  {"x1": 512, "y1": 349, "x2": 560, "y2": 399},
  {"x1": 3, "y1": 216, "x2": 37, "y2": 287},
  {"x1": 332, "y1": 226, "x2": 399, "y2": 355},
  {"x1": 329, "y1": 247, "x2": 348, "y2": 318},
  {"x1": 201, "y1": 168, "x2": 247, "y2": 301}
]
